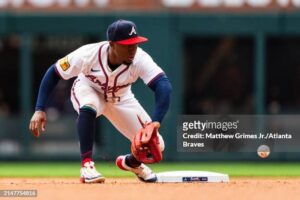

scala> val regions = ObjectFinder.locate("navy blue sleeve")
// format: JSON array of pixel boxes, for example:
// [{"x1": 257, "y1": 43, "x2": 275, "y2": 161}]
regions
[
  {"x1": 35, "y1": 65, "x2": 61, "y2": 111},
  {"x1": 148, "y1": 74, "x2": 172, "y2": 123}
]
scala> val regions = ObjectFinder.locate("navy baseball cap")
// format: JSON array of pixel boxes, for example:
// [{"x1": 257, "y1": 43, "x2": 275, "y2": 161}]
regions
[{"x1": 107, "y1": 19, "x2": 148, "y2": 45}]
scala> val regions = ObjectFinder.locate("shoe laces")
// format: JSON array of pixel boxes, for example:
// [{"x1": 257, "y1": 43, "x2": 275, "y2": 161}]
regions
[
  {"x1": 83, "y1": 161, "x2": 95, "y2": 169},
  {"x1": 82, "y1": 161, "x2": 101, "y2": 177},
  {"x1": 133, "y1": 165, "x2": 152, "y2": 178}
]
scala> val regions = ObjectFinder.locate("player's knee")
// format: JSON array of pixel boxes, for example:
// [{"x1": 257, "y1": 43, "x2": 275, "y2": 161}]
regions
[{"x1": 80, "y1": 104, "x2": 97, "y2": 114}]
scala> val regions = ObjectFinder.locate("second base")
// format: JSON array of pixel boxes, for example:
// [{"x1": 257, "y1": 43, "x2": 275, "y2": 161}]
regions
[{"x1": 156, "y1": 171, "x2": 229, "y2": 183}]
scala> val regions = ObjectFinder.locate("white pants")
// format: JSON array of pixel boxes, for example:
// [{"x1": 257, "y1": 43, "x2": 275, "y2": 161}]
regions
[{"x1": 70, "y1": 79, "x2": 152, "y2": 140}]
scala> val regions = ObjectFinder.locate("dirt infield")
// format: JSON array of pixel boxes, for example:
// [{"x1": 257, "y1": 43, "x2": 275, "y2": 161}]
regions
[{"x1": 1, "y1": 177, "x2": 300, "y2": 200}]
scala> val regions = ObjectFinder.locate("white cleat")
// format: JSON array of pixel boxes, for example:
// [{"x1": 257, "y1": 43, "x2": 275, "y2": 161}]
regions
[
  {"x1": 80, "y1": 161, "x2": 105, "y2": 183},
  {"x1": 116, "y1": 155, "x2": 157, "y2": 183}
]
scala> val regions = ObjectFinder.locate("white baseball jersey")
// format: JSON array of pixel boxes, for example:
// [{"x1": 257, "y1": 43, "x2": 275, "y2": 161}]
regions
[
  {"x1": 55, "y1": 41, "x2": 164, "y2": 100},
  {"x1": 54, "y1": 41, "x2": 165, "y2": 140}
]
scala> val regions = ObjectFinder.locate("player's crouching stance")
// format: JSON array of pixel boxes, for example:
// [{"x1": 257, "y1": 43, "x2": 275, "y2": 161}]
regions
[{"x1": 28, "y1": 19, "x2": 172, "y2": 183}]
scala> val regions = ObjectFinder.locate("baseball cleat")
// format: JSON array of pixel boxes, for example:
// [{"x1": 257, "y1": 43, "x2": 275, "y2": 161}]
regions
[
  {"x1": 116, "y1": 155, "x2": 157, "y2": 183},
  {"x1": 80, "y1": 161, "x2": 105, "y2": 183}
]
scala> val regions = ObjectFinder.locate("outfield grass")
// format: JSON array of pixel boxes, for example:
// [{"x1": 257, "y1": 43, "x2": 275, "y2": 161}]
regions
[{"x1": 0, "y1": 162, "x2": 299, "y2": 177}]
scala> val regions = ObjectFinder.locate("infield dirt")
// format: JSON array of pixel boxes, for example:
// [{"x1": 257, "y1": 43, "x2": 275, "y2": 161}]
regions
[{"x1": 1, "y1": 177, "x2": 299, "y2": 200}]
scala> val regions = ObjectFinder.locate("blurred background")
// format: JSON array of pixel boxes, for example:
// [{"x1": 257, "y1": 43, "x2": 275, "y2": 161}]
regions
[{"x1": 0, "y1": 0, "x2": 300, "y2": 162}]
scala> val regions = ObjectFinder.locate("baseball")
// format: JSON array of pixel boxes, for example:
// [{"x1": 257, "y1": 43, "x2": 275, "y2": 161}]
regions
[{"x1": 257, "y1": 144, "x2": 270, "y2": 158}]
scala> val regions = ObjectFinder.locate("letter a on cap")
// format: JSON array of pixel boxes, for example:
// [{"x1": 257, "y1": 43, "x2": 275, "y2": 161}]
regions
[{"x1": 129, "y1": 26, "x2": 137, "y2": 36}]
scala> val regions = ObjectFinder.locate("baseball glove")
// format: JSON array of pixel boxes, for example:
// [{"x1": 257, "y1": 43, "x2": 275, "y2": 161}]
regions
[{"x1": 131, "y1": 120, "x2": 163, "y2": 164}]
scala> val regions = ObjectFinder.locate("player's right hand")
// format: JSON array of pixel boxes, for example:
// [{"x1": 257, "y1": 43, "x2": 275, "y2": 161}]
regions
[{"x1": 29, "y1": 111, "x2": 47, "y2": 138}]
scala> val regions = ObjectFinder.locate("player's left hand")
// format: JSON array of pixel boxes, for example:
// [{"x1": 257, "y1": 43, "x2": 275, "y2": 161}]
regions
[
  {"x1": 131, "y1": 121, "x2": 163, "y2": 164},
  {"x1": 136, "y1": 121, "x2": 160, "y2": 145},
  {"x1": 29, "y1": 111, "x2": 47, "y2": 138}
]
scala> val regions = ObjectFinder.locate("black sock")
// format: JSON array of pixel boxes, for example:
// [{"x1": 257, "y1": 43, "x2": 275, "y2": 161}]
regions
[
  {"x1": 125, "y1": 154, "x2": 141, "y2": 168},
  {"x1": 77, "y1": 107, "x2": 96, "y2": 163}
]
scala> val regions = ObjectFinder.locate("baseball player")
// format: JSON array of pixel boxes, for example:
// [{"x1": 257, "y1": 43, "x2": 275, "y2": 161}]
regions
[{"x1": 29, "y1": 19, "x2": 172, "y2": 183}]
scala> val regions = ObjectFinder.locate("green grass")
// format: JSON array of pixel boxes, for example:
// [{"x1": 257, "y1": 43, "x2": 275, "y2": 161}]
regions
[{"x1": 0, "y1": 162, "x2": 300, "y2": 177}]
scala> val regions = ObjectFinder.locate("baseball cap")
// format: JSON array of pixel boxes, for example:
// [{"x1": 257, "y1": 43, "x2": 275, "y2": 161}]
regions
[{"x1": 107, "y1": 19, "x2": 148, "y2": 45}]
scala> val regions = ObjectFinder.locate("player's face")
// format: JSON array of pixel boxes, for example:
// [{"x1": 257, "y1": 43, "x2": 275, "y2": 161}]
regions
[{"x1": 111, "y1": 42, "x2": 138, "y2": 65}]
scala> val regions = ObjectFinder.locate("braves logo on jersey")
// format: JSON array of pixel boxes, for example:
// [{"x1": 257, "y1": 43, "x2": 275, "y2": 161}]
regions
[
  {"x1": 85, "y1": 74, "x2": 131, "y2": 94},
  {"x1": 55, "y1": 41, "x2": 164, "y2": 100}
]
